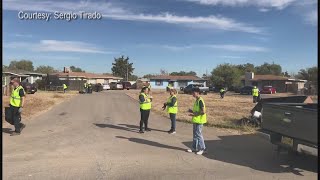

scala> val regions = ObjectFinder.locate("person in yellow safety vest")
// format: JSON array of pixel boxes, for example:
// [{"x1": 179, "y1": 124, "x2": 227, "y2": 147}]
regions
[
  {"x1": 139, "y1": 87, "x2": 153, "y2": 133},
  {"x1": 187, "y1": 87, "x2": 207, "y2": 155},
  {"x1": 252, "y1": 86, "x2": 260, "y2": 103},
  {"x1": 162, "y1": 88, "x2": 178, "y2": 134},
  {"x1": 220, "y1": 87, "x2": 226, "y2": 99},
  {"x1": 9, "y1": 78, "x2": 26, "y2": 136},
  {"x1": 63, "y1": 83, "x2": 67, "y2": 93}
]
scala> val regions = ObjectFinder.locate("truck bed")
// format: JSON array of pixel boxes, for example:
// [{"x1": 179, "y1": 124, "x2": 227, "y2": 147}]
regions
[{"x1": 261, "y1": 103, "x2": 318, "y2": 145}]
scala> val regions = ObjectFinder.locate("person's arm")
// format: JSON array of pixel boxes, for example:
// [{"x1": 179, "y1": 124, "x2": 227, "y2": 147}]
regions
[
  {"x1": 19, "y1": 89, "x2": 25, "y2": 108},
  {"x1": 166, "y1": 97, "x2": 176, "y2": 107},
  {"x1": 139, "y1": 95, "x2": 145, "y2": 103}
]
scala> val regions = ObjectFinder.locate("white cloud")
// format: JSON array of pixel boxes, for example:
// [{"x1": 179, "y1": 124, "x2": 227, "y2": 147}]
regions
[
  {"x1": 143, "y1": 44, "x2": 268, "y2": 52},
  {"x1": 305, "y1": 10, "x2": 317, "y2": 26},
  {"x1": 3, "y1": 0, "x2": 263, "y2": 34},
  {"x1": 14, "y1": 33, "x2": 33, "y2": 38},
  {"x1": 184, "y1": 0, "x2": 297, "y2": 9},
  {"x1": 4, "y1": 40, "x2": 113, "y2": 54},
  {"x1": 259, "y1": 8, "x2": 270, "y2": 12},
  {"x1": 104, "y1": 13, "x2": 263, "y2": 34}
]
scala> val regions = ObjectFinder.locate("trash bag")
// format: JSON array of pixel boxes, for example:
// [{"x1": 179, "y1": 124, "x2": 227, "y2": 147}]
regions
[{"x1": 5, "y1": 107, "x2": 14, "y2": 125}]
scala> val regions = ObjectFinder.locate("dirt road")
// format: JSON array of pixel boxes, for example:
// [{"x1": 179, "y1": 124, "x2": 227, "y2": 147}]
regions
[{"x1": 3, "y1": 91, "x2": 317, "y2": 180}]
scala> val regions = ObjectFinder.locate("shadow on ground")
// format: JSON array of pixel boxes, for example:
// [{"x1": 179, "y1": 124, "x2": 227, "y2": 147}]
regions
[
  {"x1": 183, "y1": 134, "x2": 318, "y2": 175},
  {"x1": 116, "y1": 136, "x2": 186, "y2": 151},
  {"x1": 2, "y1": 128, "x2": 13, "y2": 134},
  {"x1": 94, "y1": 123, "x2": 168, "y2": 133}
]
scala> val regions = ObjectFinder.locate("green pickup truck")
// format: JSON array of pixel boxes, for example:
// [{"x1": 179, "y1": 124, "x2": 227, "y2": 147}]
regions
[{"x1": 257, "y1": 97, "x2": 317, "y2": 157}]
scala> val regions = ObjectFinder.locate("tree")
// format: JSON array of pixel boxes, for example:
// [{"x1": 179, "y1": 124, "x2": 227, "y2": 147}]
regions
[
  {"x1": 236, "y1": 63, "x2": 255, "y2": 75},
  {"x1": 281, "y1": 71, "x2": 291, "y2": 77},
  {"x1": 70, "y1": 66, "x2": 85, "y2": 72},
  {"x1": 9, "y1": 60, "x2": 34, "y2": 71},
  {"x1": 296, "y1": 66, "x2": 318, "y2": 83},
  {"x1": 35, "y1": 65, "x2": 57, "y2": 74},
  {"x1": 111, "y1": 55, "x2": 135, "y2": 81},
  {"x1": 143, "y1": 74, "x2": 155, "y2": 79},
  {"x1": 160, "y1": 69, "x2": 168, "y2": 75},
  {"x1": 170, "y1": 71, "x2": 197, "y2": 76},
  {"x1": 129, "y1": 75, "x2": 138, "y2": 81},
  {"x1": 255, "y1": 62, "x2": 282, "y2": 75},
  {"x1": 210, "y1": 63, "x2": 242, "y2": 88}
]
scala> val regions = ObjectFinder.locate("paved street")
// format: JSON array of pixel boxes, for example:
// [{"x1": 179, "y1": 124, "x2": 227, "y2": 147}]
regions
[{"x1": 3, "y1": 91, "x2": 317, "y2": 180}]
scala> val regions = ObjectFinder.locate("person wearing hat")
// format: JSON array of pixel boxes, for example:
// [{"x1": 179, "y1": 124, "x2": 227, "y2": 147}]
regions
[
  {"x1": 186, "y1": 87, "x2": 207, "y2": 155},
  {"x1": 162, "y1": 88, "x2": 178, "y2": 134},
  {"x1": 9, "y1": 78, "x2": 26, "y2": 136},
  {"x1": 252, "y1": 86, "x2": 260, "y2": 103}
]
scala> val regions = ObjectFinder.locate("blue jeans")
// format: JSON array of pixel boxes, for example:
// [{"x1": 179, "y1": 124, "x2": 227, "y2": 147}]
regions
[
  {"x1": 169, "y1": 113, "x2": 176, "y2": 131},
  {"x1": 192, "y1": 124, "x2": 206, "y2": 151}
]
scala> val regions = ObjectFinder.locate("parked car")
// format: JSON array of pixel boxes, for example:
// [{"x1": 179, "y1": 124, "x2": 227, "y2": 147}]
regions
[
  {"x1": 102, "y1": 84, "x2": 110, "y2": 90},
  {"x1": 110, "y1": 82, "x2": 123, "y2": 90},
  {"x1": 182, "y1": 84, "x2": 209, "y2": 95},
  {"x1": 21, "y1": 82, "x2": 37, "y2": 94},
  {"x1": 208, "y1": 86, "x2": 215, "y2": 92},
  {"x1": 122, "y1": 81, "x2": 132, "y2": 90},
  {"x1": 260, "y1": 86, "x2": 277, "y2": 94},
  {"x1": 239, "y1": 86, "x2": 254, "y2": 95}
]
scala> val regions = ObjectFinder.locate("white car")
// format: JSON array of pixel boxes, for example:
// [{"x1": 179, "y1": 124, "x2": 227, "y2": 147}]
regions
[{"x1": 103, "y1": 84, "x2": 110, "y2": 90}]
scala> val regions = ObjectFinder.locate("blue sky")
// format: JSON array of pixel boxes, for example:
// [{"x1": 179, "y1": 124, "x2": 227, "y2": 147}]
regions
[{"x1": 3, "y1": 0, "x2": 318, "y2": 77}]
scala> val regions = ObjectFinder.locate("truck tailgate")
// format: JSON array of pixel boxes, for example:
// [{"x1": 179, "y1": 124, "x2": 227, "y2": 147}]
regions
[{"x1": 261, "y1": 103, "x2": 318, "y2": 145}]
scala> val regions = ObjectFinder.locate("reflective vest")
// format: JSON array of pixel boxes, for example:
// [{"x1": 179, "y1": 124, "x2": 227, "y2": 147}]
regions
[
  {"x1": 84, "y1": 83, "x2": 88, "y2": 88},
  {"x1": 88, "y1": 84, "x2": 92, "y2": 88},
  {"x1": 139, "y1": 93, "x2": 151, "y2": 110},
  {"x1": 220, "y1": 89, "x2": 225, "y2": 93},
  {"x1": 192, "y1": 97, "x2": 207, "y2": 124},
  {"x1": 63, "y1": 84, "x2": 67, "y2": 89},
  {"x1": 252, "y1": 88, "x2": 259, "y2": 97},
  {"x1": 148, "y1": 84, "x2": 151, "y2": 89},
  {"x1": 167, "y1": 95, "x2": 178, "y2": 114},
  {"x1": 10, "y1": 86, "x2": 25, "y2": 107}
]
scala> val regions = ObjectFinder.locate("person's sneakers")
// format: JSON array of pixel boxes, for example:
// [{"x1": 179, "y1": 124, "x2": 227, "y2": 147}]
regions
[
  {"x1": 168, "y1": 130, "x2": 176, "y2": 134},
  {"x1": 145, "y1": 128, "x2": 151, "y2": 132},
  {"x1": 196, "y1": 150, "x2": 204, "y2": 155},
  {"x1": 10, "y1": 132, "x2": 21, "y2": 136},
  {"x1": 186, "y1": 149, "x2": 195, "y2": 153},
  {"x1": 139, "y1": 130, "x2": 144, "y2": 134}
]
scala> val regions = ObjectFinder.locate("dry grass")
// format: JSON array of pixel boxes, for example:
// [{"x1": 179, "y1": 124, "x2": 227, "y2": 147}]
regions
[
  {"x1": 2, "y1": 90, "x2": 78, "y2": 124},
  {"x1": 126, "y1": 90, "x2": 257, "y2": 133}
]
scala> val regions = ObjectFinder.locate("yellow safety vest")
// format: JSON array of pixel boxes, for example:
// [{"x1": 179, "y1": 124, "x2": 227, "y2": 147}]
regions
[
  {"x1": 167, "y1": 95, "x2": 178, "y2": 114},
  {"x1": 10, "y1": 86, "x2": 25, "y2": 107},
  {"x1": 84, "y1": 83, "x2": 87, "y2": 88},
  {"x1": 252, "y1": 88, "x2": 259, "y2": 97},
  {"x1": 63, "y1": 84, "x2": 67, "y2": 89},
  {"x1": 220, "y1": 89, "x2": 225, "y2": 93},
  {"x1": 139, "y1": 93, "x2": 151, "y2": 110},
  {"x1": 192, "y1": 97, "x2": 207, "y2": 124}
]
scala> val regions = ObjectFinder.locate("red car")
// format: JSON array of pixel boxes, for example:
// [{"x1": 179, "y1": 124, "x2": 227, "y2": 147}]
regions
[{"x1": 260, "y1": 86, "x2": 277, "y2": 94}]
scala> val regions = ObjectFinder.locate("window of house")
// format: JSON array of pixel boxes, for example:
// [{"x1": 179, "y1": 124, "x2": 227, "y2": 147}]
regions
[{"x1": 155, "y1": 80, "x2": 163, "y2": 86}]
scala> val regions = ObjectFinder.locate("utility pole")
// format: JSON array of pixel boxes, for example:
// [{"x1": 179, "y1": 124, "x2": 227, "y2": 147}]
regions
[{"x1": 126, "y1": 62, "x2": 129, "y2": 81}]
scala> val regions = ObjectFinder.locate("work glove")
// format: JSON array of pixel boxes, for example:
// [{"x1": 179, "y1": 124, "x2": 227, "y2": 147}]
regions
[
  {"x1": 162, "y1": 103, "x2": 167, "y2": 110},
  {"x1": 18, "y1": 107, "x2": 23, "y2": 113}
]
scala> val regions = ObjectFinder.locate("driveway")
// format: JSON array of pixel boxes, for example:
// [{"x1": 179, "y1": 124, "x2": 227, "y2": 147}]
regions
[{"x1": 3, "y1": 91, "x2": 317, "y2": 180}]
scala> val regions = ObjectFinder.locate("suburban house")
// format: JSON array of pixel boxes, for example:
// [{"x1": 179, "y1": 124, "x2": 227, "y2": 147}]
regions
[
  {"x1": 50, "y1": 67, "x2": 123, "y2": 84},
  {"x1": 149, "y1": 75, "x2": 206, "y2": 90},
  {"x1": 2, "y1": 68, "x2": 45, "y2": 85},
  {"x1": 241, "y1": 72, "x2": 307, "y2": 93}
]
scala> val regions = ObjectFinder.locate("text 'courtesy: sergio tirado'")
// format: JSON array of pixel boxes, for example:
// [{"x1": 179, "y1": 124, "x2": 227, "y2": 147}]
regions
[{"x1": 18, "y1": 11, "x2": 103, "y2": 22}]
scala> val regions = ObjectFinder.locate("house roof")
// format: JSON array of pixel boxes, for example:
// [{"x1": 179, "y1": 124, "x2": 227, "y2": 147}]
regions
[
  {"x1": 150, "y1": 75, "x2": 204, "y2": 81},
  {"x1": 51, "y1": 72, "x2": 123, "y2": 80},
  {"x1": 2, "y1": 68, "x2": 44, "y2": 76},
  {"x1": 241, "y1": 74, "x2": 306, "y2": 81}
]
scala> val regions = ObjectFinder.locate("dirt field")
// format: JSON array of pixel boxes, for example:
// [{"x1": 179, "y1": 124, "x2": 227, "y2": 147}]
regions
[
  {"x1": 2, "y1": 91, "x2": 78, "y2": 124},
  {"x1": 126, "y1": 90, "x2": 257, "y2": 132}
]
